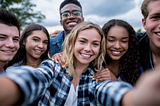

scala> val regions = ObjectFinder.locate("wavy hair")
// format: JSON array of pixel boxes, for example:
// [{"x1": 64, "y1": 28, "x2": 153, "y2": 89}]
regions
[
  {"x1": 62, "y1": 22, "x2": 106, "y2": 75},
  {"x1": 102, "y1": 19, "x2": 141, "y2": 85}
]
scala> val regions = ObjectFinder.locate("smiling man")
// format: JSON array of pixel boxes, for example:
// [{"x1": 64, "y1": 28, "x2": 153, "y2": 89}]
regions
[
  {"x1": 0, "y1": 9, "x2": 21, "y2": 71},
  {"x1": 49, "y1": 0, "x2": 84, "y2": 57},
  {"x1": 137, "y1": 0, "x2": 160, "y2": 71}
]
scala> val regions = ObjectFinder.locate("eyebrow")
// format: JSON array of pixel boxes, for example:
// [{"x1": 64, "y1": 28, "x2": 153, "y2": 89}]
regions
[
  {"x1": 0, "y1": 33, "x2": 19, "y2": 38},
  {"x1": 32, "y1": 36, "x2": 48, "y2": 41},
  {"x1": 78, "y1": 37, "x2": 100, "y2": 42},
  {"x1": 108, "y1": 36, "x2": 129, "y2": 39},
  {"x1": 0, "y1": 33, "x2": 7, "y2": 36},
  {"x1": 61, "y1": 10, "x2": 80, "y2": 13}
]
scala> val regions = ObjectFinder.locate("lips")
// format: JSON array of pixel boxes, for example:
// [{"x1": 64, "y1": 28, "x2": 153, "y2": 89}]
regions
[
  {"x1": 80, "y1": 53, "x2": 92, "y2": 59},
  {"x1": 34, "y1": 49, "x2": 43, "y2": 54},
  {"x1": 154, "y1": 32, "x2": 160, "y2": 39}
]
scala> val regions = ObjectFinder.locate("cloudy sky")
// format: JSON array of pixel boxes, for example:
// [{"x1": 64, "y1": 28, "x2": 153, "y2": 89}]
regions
[{"x1": 31, "y1": 0, "x2": 144, "y2": 33}]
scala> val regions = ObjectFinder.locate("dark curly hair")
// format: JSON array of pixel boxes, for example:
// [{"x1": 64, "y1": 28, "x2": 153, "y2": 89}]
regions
[{"x1": 102, "y1": 19, "x2": 141, "y2": 85}]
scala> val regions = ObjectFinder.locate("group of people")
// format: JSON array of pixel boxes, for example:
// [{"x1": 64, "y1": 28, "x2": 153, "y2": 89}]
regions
[{"x1": 0, "y1": 0, "x2": 160, "y2": 106}]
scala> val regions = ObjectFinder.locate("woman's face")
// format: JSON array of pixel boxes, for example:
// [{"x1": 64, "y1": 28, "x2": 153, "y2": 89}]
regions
[
  {"x1": 74, "y1": 28, "x2": 101, "y2": 66},
  {"x1": 23, "y1": 30, "x2": 48, "y2": 60},
  {"x1": 106, "y1": 26, "x2": 129, "y2": 61}
]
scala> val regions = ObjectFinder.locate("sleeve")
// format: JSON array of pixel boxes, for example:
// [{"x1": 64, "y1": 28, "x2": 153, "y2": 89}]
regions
[
  {"x1": 95, "y1": 80, "x2": 133, "y2": 106},
  {"x1": 1, "y1": 59, "x2": 56, "y2": 105}
]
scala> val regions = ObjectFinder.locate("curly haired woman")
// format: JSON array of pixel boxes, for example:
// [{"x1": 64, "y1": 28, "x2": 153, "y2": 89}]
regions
[{"x1": 93, "y1": 19, "x2": 143, "y2": 86}]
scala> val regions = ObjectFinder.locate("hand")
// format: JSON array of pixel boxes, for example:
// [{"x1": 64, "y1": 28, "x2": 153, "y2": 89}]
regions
[
  {"x1": 132, "y1": 69, "x2": 160, "y2": 105},
  {"x1": 91, "y1": 68, "x2": 118, "y2": 81},
  {"x1": 51, "y1": 52, "x2": 65, "y2": 68},
  {"x1": 50, "y1": 30, "x2": 62, "y2": 38}
]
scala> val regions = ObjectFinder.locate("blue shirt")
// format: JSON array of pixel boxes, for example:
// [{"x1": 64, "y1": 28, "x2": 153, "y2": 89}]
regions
[
  {"x1": 49, "y1": 31, "x2": 64, "y2": 57},
  {"x1": 3, "y1": 59, "x2": 133, "y2": 106}
]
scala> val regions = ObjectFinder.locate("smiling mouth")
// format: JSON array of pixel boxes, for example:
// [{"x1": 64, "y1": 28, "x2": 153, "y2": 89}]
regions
[
  {"x1": 111, "y1": 51, "x2": 122, "y2": 55},
  {"x1": 80, "y1": 53, "x2": 92, "y2": 59},
  {"x1": 1, "y1": 50, "x2": 14, "y2": 53},
  {"x1": 67, "y1": 22, "x2": 77, "y2": 25},
  {"x1": 34, "y1": 50, "x2": 43, "y2": 54}
]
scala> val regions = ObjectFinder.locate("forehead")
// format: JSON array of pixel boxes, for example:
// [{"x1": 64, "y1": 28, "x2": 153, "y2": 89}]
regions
[
  {"x1": 77, "y1": 28, "x2": 101, "y2": 41},
  {"x1": 28, "y1": 30, "x2": 48, "y2": 40},
  {"x1": 148, "y1": 0, "x2": 160, "y2": 14},
  {"x1": 108, "y1": 26, "x2": 129, "y2": 38},
  {"x1": 0, "y1": 23, "x2": 19, "y2": 37},
  {"x1": 60, "y1": 3, "x2": 82, "y2": 13}
]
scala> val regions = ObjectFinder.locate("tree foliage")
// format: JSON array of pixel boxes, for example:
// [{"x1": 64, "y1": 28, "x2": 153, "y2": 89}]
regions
[{"x1": 0, "y1": 0, "x2": 45, "y2": 27}]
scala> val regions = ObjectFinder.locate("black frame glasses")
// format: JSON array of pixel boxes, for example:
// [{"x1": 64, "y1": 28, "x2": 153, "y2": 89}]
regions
[{"x1": 60, "y1": 11, "x2": 82, "y2": 18}]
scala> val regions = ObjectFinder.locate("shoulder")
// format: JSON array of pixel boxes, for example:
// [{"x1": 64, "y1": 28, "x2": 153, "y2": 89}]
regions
[{"x1": 50, "y1": 31, "x2": 64, "y2": 42}]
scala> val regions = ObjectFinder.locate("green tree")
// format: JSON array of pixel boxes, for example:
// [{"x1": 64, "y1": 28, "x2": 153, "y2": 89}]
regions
[{"x1": 0, "y1": 0, "x2": 45, "y2": 27}]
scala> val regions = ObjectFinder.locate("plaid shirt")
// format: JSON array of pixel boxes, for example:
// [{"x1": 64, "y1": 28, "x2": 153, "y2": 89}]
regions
[{"x1": 3, "y1": 59, "x2": 133, "y2": 106}]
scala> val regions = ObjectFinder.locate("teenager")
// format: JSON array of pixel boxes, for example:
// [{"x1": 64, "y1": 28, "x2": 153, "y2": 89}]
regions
[
  {"x1": 5, "y1": 24, "x2": 49, "y2": 69},
  {"x1": 0, "y1": 8, "x2": 21, "y2": 71},
  {"x1": 93, "y1": 19, "x2": 142, "y2": 85},
  {"x1": 0, "y1": 22, "x2": 160, "y2": 106},
  {"x1": 137, "y1": 0, "x2": 160, "y2": 71},
  {"x1": 49, "y1": 0, "x2": 84, "y2": 57}
]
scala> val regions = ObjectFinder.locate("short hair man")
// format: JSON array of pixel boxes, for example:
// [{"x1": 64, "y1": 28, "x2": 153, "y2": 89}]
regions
[
  {"x1": 0, "y1": 8, "x2": 21, "y2": 71},
  {"x1": 49, "y1": 0, "x2": 84, "y2": 57},
  {"x1": 137, "y1": 0, "x2": 160, "y2": 71}
]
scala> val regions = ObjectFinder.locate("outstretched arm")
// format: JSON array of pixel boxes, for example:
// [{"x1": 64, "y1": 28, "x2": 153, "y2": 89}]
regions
[
  {"x1": 0, "y1": 77, "x2": 21, "y2": 105},
  {"x1": 0, "y1": 59, "x2": 57, "y2": 105}
]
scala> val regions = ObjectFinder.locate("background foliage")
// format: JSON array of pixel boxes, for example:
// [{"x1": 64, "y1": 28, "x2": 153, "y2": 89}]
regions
[{"x1": 0, "y1": 0, "x2": 45, "y2": 27}]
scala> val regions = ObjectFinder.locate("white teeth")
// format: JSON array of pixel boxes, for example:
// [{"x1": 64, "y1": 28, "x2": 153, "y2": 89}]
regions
[
  {"x1": 113, "y1": 51, "x2": 120, "y2": 54},
  {"x1": 81, "y1": 54, "x2": 90, "y2": 57},
  {"x1": 157, "y1": 33, "x2": 160, "y2": 35},
  {"x1": 68, "y1": 22, "x2": 76, "y2": 25},
  {"x1": 4, "y1": 51, "x2": 12, "y2": 53},
  {"x1": 35, "y1": 50, "x2": 42, "y2": 53}
]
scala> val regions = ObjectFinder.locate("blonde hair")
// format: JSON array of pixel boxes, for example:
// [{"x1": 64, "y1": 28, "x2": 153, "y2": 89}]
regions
[
  {"x1": 62, "y1": 22, "x2": 106, "y2": 75},
  {"x1": 141, "y1": 0, "x2": 159, "y2": 20}
]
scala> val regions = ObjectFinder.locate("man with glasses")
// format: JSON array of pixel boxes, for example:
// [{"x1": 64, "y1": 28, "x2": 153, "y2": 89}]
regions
[{"x1": 49, "y1": 0, "x2": 84, "y2": 57}]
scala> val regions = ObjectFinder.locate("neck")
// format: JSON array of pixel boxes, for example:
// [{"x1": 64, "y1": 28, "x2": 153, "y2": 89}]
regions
[
  {"x1": 106, "y1": 60, "x2": 120, "y2": 76},
  {"x1": 25, "y1": 58, "x2": 41, "y2": 67},
  {"x1": 72, "y1": 63, "x2": 89, "y2": 91},
  {"x1": 0, "y1": 61, "x2": 6, "y2": 72},
  {"x1": 150, "y1": 42, "x2": 160, "y2": 70},
  {"x1": 64, "y1": 30, "x2": 70, "y2": 37}
]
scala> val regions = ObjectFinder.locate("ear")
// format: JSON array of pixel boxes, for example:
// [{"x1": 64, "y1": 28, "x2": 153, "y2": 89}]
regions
[
  {"x1": 60, "y1": 19, "x2": 62, "y2": 26},
  {"x1": 82, "y1": 17, "x2": 84, "y2": 22},
  {"x1": 142, "y1": 18, "x2": 147, "y2": 30},
  {"x1": 23, "y1": 39, "x2": 26, "y2": 45}
]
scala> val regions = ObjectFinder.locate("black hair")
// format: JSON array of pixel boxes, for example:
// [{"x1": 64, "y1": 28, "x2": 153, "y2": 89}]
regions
[
  {"x1": 60, "y1": 0, "x2": 82, "y2": 11},
  {"x1": 0, "y1": 8, "x2": 21, "y2": 36},
  {"x1": 102, "y1": 19, "x2": 141, "y2": 86}
]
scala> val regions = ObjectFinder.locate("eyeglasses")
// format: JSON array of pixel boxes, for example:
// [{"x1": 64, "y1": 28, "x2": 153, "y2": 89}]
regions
[{"x1": 60, "y1": 11, "x2": 82, "y2": 18}]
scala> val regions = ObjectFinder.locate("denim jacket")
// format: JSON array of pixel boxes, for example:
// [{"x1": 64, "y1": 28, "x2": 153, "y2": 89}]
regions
[
  {"x1": 137, "y1": 32, "x2": 152, "y2": 71},
  {"x1": 49, "y1": 31, "x2": 64, "y2": 57}
]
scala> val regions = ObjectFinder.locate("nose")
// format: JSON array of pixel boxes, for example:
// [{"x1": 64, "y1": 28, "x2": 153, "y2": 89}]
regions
[
  {"x1": 38, "y1": 42, "x2": 44, "y2": 48},
  {"x1": 68, "y1": 13, "x2": 75, "y2": 18},
  {"x1": 114, "y1": 41, "x2": 121, "y2": 49},
  {"x1": 5, "y1": 39, "x2": 15, "y2": 48},
  {"x1": 84, "y1": 43, "x2": 91, "y2": 52}
]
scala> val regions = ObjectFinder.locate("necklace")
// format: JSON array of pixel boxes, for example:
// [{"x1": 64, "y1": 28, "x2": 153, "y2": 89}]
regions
[{"x1": 26, "y1": 60, "x2": 41, "y2": 67}]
